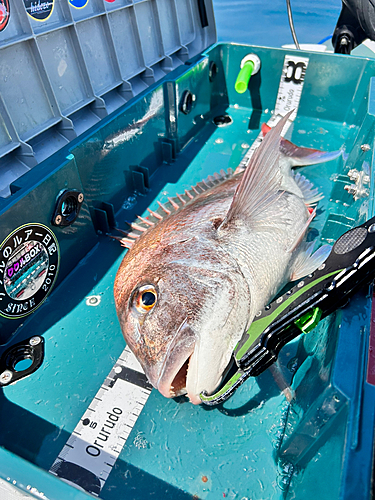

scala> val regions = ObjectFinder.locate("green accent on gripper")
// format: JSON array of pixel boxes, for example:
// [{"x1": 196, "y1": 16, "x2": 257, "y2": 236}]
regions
[
  {"x1": 235, "y1": 269, "x2": 343, "y2": 361},
  {"x1": 200, "y1": 371, "x2": 243, "y2": 402},
  {"x1": 295, "y1": 307, "x2": 322, "y2": 334}
]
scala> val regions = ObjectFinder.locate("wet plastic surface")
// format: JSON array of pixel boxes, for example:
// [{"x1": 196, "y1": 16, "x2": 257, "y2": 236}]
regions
[{"x1": 0, "y1": 44, "x2": 375, "y2": 499}]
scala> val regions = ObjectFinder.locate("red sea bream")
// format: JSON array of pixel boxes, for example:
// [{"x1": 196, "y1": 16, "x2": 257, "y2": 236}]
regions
[{"x1": 114, "y1": 112, "x2": 340, "y2": 404}]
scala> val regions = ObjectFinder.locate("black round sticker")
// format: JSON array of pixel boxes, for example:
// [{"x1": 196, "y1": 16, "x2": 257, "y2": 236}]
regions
[
  {"x1": 0, "y1": 224, "x2": 60, "y2": 319},
  {"x1": 23, "y1": 0, "x2": 54, "y2": 22}
]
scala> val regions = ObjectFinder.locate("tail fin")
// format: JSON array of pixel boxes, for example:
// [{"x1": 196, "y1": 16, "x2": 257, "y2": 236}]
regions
[{"x1": 262, "y1": 123, "x2": 342, "y2": 167}]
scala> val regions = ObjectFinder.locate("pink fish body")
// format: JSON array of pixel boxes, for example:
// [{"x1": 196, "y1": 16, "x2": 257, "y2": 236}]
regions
[{"x1": 114, "y1": 113, "x2": 339, "y2": 404}]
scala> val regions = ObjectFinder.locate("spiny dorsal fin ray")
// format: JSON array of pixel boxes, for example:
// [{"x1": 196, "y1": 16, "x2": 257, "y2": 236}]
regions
[
  {"x1": 145, "y1": 167, "x2": 234, "y2": 224},
  {"x1": 115, "y1": 228, "x2": 141, "y2": 245},
  {"x1": 147, "y1": 208, "x2": 163, "y2": 220},
  {"x1": 157, "y1": 201, "x2": 171, "y2": 215},
  {"x1": 112, "y1": 167, "x2": 235, "y2": 248},
  {"x1": 109, "y1": 234, "x2": 136, "y2": 248},
  {"x1": 125, "y1": 221, "x2": 147, "y2": 232},
  {"x1": 168, "y1": 197, "x2": 179, "y2": 210},
  {"x1": 176, "y1": 193, "x2": 186, "y2": 205},
  {"x1": 136, "y1": 215, "x2": 154, "y2": 227},
  {"x1": 116, "y1": 227, "x2": 140, "y2": 238}
]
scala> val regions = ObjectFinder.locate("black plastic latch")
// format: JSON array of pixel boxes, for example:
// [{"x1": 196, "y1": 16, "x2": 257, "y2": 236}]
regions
[
  {"x1": 52, "y1": 189, "x2": 84, "y2": 227},
  {"x1": 0, "y1": 336, "x2": 45, "y2": 386}
]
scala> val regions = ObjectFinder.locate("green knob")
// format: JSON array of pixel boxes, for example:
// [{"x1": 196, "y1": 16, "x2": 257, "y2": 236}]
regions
[
  {"x1": 295, "y1": 307, "x2": 322, "y2": 334},
  {"x1": 235, "y1": 60, "x2": 255, "y2": 94}
]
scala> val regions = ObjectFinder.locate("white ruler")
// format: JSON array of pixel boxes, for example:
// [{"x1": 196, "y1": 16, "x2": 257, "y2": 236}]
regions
[
  {"x1": 48, "y1": 53, "x2": 310, "y2": 497},
  {"x1": 237, "y1": 54, "x2": 309, "y2": 171},
  {"x1": 49, "y1": 346, "x2": 152, "y2": 496}
]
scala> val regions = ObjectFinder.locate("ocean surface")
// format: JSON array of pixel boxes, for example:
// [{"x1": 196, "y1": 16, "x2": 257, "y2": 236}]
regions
[{"x1": 212, "y1": 0, "x2": 342, "y2": 48}]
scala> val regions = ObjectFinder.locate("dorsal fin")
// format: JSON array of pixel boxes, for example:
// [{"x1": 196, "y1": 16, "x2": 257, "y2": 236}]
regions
[
  {"x1": 294, "y1": 172, "x2": 324, "y2": 206},
  {"x1": 112, "y1": 167, "x2": 235, "y2": 248}
]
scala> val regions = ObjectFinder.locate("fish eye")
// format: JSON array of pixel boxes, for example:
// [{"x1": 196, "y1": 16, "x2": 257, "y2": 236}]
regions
[
  {"x1": 135, "y1": 286, "x2": 157, "y2": 313},
  {"x1": 142, "y1": 291, "x2": 156, "y2": 306}
]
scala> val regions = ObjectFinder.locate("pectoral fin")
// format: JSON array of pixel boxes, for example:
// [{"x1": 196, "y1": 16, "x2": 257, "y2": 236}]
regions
[
  {"x1": 291, "y1": 242, "x2": 332, "y2": 281},
  {"x1": 220, "y1": 111, "x2": 293, "y2": 229}
]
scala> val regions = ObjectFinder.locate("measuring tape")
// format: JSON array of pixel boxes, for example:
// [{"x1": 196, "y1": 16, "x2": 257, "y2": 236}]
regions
[
  {"x1": 238, "y1": 54, "x2": 309, "y2": 171},
  {"x1": 49, "y1": 346, "x2": 152, "y2": 496},
  {"x1": 48, "y1": 53, "x2": 310, "y2": 496}
]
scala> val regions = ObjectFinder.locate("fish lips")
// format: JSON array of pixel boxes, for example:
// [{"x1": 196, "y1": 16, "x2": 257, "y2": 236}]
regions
[
  {"x1": 156, "y1": 318, "x2": 196, "y2": 400},
  {"x1": 154, "y1": 319, "x2": 228, "y2": 405}
]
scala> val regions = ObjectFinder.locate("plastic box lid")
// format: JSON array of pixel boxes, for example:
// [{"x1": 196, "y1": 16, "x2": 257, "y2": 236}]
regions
[{"x1": 0, "y1": 0, "x2": 216, "y2": 198}]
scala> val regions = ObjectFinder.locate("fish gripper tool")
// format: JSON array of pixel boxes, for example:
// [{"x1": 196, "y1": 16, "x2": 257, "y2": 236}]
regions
[{"x1": 200, "y1": 215, "x2": 375, "y2": 405}]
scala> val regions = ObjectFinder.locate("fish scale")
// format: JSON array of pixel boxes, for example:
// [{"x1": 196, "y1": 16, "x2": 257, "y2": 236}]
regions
[{"x1": 221, "y1": 196, "x2": 307, "y2": 321}]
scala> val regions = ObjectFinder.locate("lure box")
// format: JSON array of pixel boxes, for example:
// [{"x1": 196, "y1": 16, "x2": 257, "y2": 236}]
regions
[{"x1": 1, "y1": 1, "x2": 375, "y2": 499}]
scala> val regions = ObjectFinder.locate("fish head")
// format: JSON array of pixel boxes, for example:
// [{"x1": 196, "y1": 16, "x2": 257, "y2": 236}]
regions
[{"x1": 114, "y1": 232, "x2": 251, "y2": 404}]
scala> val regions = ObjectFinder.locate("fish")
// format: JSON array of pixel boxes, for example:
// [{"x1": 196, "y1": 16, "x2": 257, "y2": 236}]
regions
[{"x1": 114, "y1": 112, "x2": 341, "y2": 404}]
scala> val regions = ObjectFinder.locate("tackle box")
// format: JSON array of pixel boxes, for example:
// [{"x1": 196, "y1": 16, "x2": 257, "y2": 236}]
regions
[{"x1": 0, "y1": 1, "x2": 375, "y2": 499}]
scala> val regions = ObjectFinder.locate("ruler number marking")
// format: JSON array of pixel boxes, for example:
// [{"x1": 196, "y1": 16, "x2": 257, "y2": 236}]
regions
[{"x1": 49, "y1": 346, "x2": 151, "y2": 496}]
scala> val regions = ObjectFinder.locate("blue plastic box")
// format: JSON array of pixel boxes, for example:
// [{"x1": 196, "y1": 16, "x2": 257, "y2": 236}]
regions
[{"x1": 0, "y1": 2, "x2": 375, "y2": 499}]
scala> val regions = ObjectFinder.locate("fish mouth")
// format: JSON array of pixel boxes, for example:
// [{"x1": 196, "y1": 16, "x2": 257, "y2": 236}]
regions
[
  {"x1": 157, "y1": 350, "x2": 194, "y2": 400},
  {"x1": 158, "y1": 347, "x2": 215, "y2": 405},
  {"x1": 170, "y1": 356, "x2": 191, "y2": 397},
  {"x1": 156, "y1": 318, "x2": 196, "y2": 400},
  {"x1": 155, "y1": 318, "x2": 228, "y2": 405}
]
